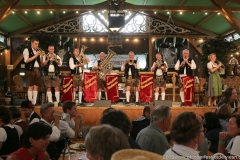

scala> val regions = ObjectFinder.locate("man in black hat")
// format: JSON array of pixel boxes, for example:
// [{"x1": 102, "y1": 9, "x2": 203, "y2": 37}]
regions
[{"x1": 20, "y1": 100, "x2": 41, "y2": 124}]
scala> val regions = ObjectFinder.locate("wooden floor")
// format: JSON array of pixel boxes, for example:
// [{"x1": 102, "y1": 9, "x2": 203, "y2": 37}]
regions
[{"x1": 30, "y1": 105, "x2": 237, "y2": 127}]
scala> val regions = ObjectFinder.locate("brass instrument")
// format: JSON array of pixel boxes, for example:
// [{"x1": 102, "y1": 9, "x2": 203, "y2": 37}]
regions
[
  {"x1": 156, "y1": 60, "x2": 166, "y2": 70},
  {"x1": 126, "y1": 58, "x2": 134, "y2": 65},
  {"x1": 78, "y1": 44, "x2": 88, "y2": 63},
  {"x1": 98, "y1": 45, "x2": 121, "y2": 79}
]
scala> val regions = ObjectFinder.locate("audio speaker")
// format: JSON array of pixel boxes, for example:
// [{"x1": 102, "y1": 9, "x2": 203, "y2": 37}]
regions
[
  {"x1": 154, "y1": 100, "x2": 172, "y2": 107},
  {"x1": 93, "y1": 100, "x2": 111, "y2": 107}
]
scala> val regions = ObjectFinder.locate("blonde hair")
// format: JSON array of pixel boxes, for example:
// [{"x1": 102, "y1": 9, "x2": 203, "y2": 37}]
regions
[{"x1": 208, "y1": 53, "x2": 216, "y2": 61}]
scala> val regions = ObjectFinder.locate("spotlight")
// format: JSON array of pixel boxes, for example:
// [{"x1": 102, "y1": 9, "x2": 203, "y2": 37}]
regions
[
  {"x1": 154, "y1": 11, "x2": 157, "y2": 14},
  {"x1": 231, "y1": 54, "x2": 233, "y2": 57},
  {"x1": 205, "y1": 12, "x2": 208, "y2": 15},
  {"x1": 193, "y1": 12, "x2": 195, "y2": 14},
  {"x1": 218, "y1": 12, "x2": 220, "y2": 15},
  {"x1": 76, "y1": 11, "x2": 79, "y2": 14},
  {"x1": 50, "y1": 11, "x2": 53, "y2": 14},
  {"x1": 237, "y1": 52, "x2": 239, "y2": 55},
  {"x1": 82, "y1": 38, "x2": 86, "y2": 41},
  {"x1": 180, "y1": 12, "x2": 182, "y2": 15},
  {"x1": 12, "y1": 11, "x2": 15, "y2": 14},
  {"x1": 25, "y1": 11, "x2": 27, "y2": 14},
  {"x1": 37, "y1": 11, "x2": 40, "y2": 14},
  {"x1": 74, "y1": 38, "x2": 77, "y2": 41},
  {"x1": 167, "y1": 11, "x2": 170, "y2": 15},
  {"x1": 63, "y1": 11, "x2": 65, "y2": 14},
  {"x1": 126, "y1": 38, "x2": 129, "y2": 41}
]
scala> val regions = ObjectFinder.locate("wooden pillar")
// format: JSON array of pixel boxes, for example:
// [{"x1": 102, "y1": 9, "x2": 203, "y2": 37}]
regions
[
  {"x1": 148, "y1": 38, "x2": 153, "y2": 71},
  {"x1": 77, "y1": 37, "x2": 81, "y2": 48},
  {"x1": 5, "y1": 49, "x2": 11, "y2": 87}
]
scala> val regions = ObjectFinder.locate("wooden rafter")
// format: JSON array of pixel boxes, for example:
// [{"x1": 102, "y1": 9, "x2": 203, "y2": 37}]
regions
[
  {"x1": 6, "y1": 4, "x2": 240, "y2": 12},
  {"x1": 229, "y1": 0, "x2": 240, "y2": 5},
  {"x1": 212, "y1": 0, "x2": 240, "y2": 34},
  {"x1": 45, "y1": 0, "x2": 59, "y2": 20},
  {"x1": 144, "y1": 11, "x2": 218, "y2": 37},
  {"x1": 171, "y1": 0, "x2": 186, "y2": 16},
  {"x1": 0, "y1": 0, "x2": 20, "y2": 25},
  {"x1": 10, "y1": 11, "x2": 86, "y2": 37},
  {"x1": 195, "y1": 12, "x2": 215, "y2": 27}
]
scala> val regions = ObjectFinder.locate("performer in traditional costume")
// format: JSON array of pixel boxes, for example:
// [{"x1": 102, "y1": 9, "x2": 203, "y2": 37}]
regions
[
  {"x1": 174, "y1": 49, "x2": 196, "y2": 106},
  {"x1": 151, "y1": 53, "x2": 168, "y2": 100},
  {"x1": 121, "y1": 51, "x2": 140, "y2": 105},
  {"x1": 207, "y1": 53, "x2": 222, "y2": 106}
]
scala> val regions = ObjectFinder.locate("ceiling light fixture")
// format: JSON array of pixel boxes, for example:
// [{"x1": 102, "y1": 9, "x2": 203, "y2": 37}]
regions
[
  {"x1": 193, "y1": 12, "x2": 195, "y2": 14},
  {"x1": 63, "y1": 11, "x2": 65, "y2": 14},
  {"x1": 25, "y1": 11, "x2": 27, "y2": 14},
  {"x1": 180, "y1": 12, "x2": 182, "y2": 15},
  {"x1": 154, "y1": 11, "x2": 157, "y2": 14},
  {"x1": 76, "y1": 11, "x2": 79, "y2": 14},
  {"x1": 218, "y1": 12, "x2": 220, "y2": 15},
  {"x1": 237, "y1": 52, "x2": 239, "y2": 55},
  {"x1": 50, "y1": 11, "x2": 53, "y2": 14},
  {"x1": 37, "y1": 11, "x2": 40, "y2": 14},
  {"x1": 167, "y1": 11, "x2": 170, "y2": 15},
  {"x1": 12, "y1": 11, "x2": 15, "y2": 14},
  {"x1": 205, "y1": 12, "x2": 208, "y2": 15}
]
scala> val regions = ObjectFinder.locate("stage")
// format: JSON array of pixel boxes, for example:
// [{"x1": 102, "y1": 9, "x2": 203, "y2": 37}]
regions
[{"x1": 28, "y1": 104, "x2": 239, "y2": 127}]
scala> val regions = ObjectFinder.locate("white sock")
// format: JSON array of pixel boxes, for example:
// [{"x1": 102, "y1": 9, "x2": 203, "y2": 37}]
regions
[
  {"x1": 33, "y1": 90, "x2": 38, "y2": 105},
  {"x1": 79, "y1": 92, "x2": 83, "y2": 103},
  {"x1": 126, "y1": 91, "x2": 130, "y2": 102},
  {"x1": 155, "y1": 93, "x2": 159, "y2": 100},
  {"x1": 28, "y1": 91, "x2": 33, "y2": 102},
  {"x1": 180, "y1": 91, "x2": 184, "y2": 102},
  {"x1": 135, "y1": 92, "x2": 139, "y2": 102},
  {"x1": 161, "y1": 93, "x2": 165, "y2": 100},
  {"x1": 73, "y1": 92, "x2": 76, "y2": 101},
  {"x1": 105, "y1": 92, "x2": 108, "y2": 100},
  {"x1": 98, "y1": 92, "x2": 101, "y2": 100},
  {"x1": 47, "y1": 91, "x2": 52, "y2": 103},
  {"x1": 55, "y1": 92, "x2": 60, "y2": 103}
]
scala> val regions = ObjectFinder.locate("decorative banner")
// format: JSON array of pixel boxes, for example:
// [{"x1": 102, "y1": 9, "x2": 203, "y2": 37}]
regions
[
  {"x1": 140, "y1": 73, "x2": 154, "y2": 102},
  {"x1": 181, "y1": 76, "x2": 194, "y2": 106},
  {"x1": 84, "y1": 72, "x2": 98, "y2": 102},
  {"x1": 62, "y1": 76, "x2": 73, "y2": 103},
  {"x1": 106, "y1": 74, "x2": 119, "y2": 102}
]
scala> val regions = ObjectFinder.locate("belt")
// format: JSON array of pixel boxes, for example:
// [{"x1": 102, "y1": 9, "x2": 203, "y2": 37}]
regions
[
  {"x1": 33, "y1": 67, "x2": 39, "y2": 69},
  {"x1": 46, "y1": 73, "x2": 57, "y2": 78}
]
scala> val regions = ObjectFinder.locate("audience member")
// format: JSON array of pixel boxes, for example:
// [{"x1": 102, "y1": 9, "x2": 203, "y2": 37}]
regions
[
  {"x1": 35, "y1": 103, "x2": 62, "y2": 160},
  {"x1": 136, "y1": 105, "x2": 171, "y2": 155},
  {"x1": 216, "y1": 103, "x2": 231, "y2": 131},
  {"x1": 100, "y1": 110, "x2": 141, "y2": 149},
  {"x1": 59, "y1": 101, "x2": 83, "y2": 139},
  {"x1": 164, "y1": 112, "x2": 204, "y2": 160},
  {"x1": 203, "y1": 112, "x2": 222, "y2": 153},
  {"x1": 0, "y1": 106, "x2": 22, "y2": 159},
  {"x1": 8, "y1": 106, "x2": 28, "y2": 132},
  {"x1": 7, "y1": 122, "x2": 51, "y2": 160},
  {"x1": 217, "y1": 87, "x2": 238, "y2": 113},
  {"x1": 20, "y1": 100, "x2": 40, "y2": 124},
  {"x1": 130, "y1": 106, "x2": 152, "y2": 140},
  {"x1": 85, "y1": 124, "x2": 130, "y2": 160},
  {"x1": 102, "y1": 107, "x2": 116, "y2": 115},
  {"x1": 218, "y1": 114, "x2": 240, "y2": 158}
]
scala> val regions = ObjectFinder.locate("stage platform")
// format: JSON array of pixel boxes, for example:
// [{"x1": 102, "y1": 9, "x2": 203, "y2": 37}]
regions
[{"x1": 29, "y1": 104, "x2": 240, "y2": 127}]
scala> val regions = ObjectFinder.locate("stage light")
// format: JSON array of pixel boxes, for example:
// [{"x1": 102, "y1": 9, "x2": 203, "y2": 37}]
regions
[
  {"x1": 50, "y1": 11, "x2": 53, "y2": 14},
  {"x1": 126, "y1": 38, "x2": 129, "y2": 41},
  {"x1": 74, "y1": 38, "x2": 77, "y2": 41},
  {"x1": 231, "y1": 54, "x2": 233, "y2": 57},
  {"x1": 236, "y1": 52, "x2": 239, "y2": 55},
  {"x1": 76, "y1": 11, "x2": 79, "y2": 14},
  {"x1": 167, "y1": 11, "x2": 170, "y2": 15},
  {"x1": 218, "y1": 12, "x2": 220, "y2": 15},
  {"x1": 205, "y1": 12, "x2": 208, "y2": 15},
  {"x1": 154, "y1": 11, "x2": 157, "y2": 14},
  {"x1": 180, "y1": 12, "x2": 182, "y2": 15},
  {"x1": 37, "y1": 11, "x2": 40, "y2": 14},
  {"x1": 25, "y1": 38, "x2": 28, "y2": 40},
  {"x1": 100, "y1": 38, "x2": 103, "y2": 41},
  {"x1": 82, "y1": 38, "x2": 86, "y2": 41},
  {"x1": 199, "y1": 39, "x2": 203, "y2": 42},
  {"x1": 63, "y1": 11, "x2": 65, "y2": 14},
  {"x1": 12, "y1": 11, "x2": 15, "y2": 14},
  {"x1": 134, "y1": 38, "x2": 138, "y2": 41},
  {"x1": 91, "y1": 38, "x2": 95, "y2": 41},
  {"x1": 25, "y1": 11, "x2": 27, "y2": 14},
  {"x1": 193, "y1": 12, "x2": 195, "y2": 14}
]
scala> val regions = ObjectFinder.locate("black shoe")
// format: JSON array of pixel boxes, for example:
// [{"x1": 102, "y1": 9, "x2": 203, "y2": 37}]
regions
[
  {"x1": 180, "y1": 102, "x2": 184, "y2": 107},
  {"x1": 79, "y1": 103, "x2": 85, "y2": 106},
  {"x1": 135, "y1": 102, "x2": 140, "y2": 105},
  {"x1": 58, "y1": 102, "x2": 62, "y2": 106},
  {"x1": 125, "y1": 102, "x2": 130, "y2": 105}
]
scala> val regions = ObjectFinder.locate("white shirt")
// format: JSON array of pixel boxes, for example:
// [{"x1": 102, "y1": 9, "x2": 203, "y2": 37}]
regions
[
  {"x1": 32, "y1": 118, "x2": 61, "y2": 142},
  {"x1": 151, "y1": 61, "x2": 168, "y2": 76},
  {"x1": 226, "y1": 136, "x2": 240, "y2": 156},
  {"x1": 42, "y1": 53, "x2": 62, "y2": 72},
  {"x1": 164, "y1": 143, "x2": 201, "y2": 160},
  {"x1": 0, "y1": 124, "x2": 23, "y2": 142},
  {"x1": 207, "y1": 61, "x2": 218, "y2": 69},
  {"x1": 69, "y1": 56, "x2": 87, "y2": 74},
  {"x1": 121, "y1": 61, "x2": 140, "y2": 75},
  {"x1": 23, "y1": 47, "x2": 40, "y2": 67},
  {"x1": 174, "y1": 58, "x2": 196, "y2": 75},
  {"x1": 59, "y1": 118, "x2": 76, "y2": 139}
]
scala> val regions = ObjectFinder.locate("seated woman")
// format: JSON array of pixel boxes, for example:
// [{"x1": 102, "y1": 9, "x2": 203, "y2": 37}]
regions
[
  {"x1": 218, "y1": 114, "x2": 240, "y2": 159},
  {"x1": 8, "y1": 106, "x2": 28, "y2": 132},
  {"x1": 7, "y1": 122, "x2": 52, "y2": 160},
  {"x1": 218, "y1": 87, "x2": 238, "y2": 113},
  {"x1": 216, "y1": 103, "x2": 232, "y2": 131},
  {"x1": 164, "y1": 112, "x2": 205, "y2": 160},
  {"x1": 85, "y1": 124, "x2": 130, "y2": 160},
  {"x1": 0, "y1": 106, "x2": 22, "y2": 159},
  {"x1": 203, "y1": 112, "x2": 222, "y2": 153}
]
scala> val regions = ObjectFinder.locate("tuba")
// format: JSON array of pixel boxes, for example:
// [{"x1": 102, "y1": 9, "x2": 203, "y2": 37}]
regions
[
  {"x1": 98, "y1": 45, "x2": 121, "y2": 79},
  {"x1": 78, "y1": 44, "x2": 88, "y2": 63}
]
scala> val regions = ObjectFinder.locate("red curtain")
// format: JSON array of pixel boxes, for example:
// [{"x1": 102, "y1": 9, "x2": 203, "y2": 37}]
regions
[
  {"x1": 62, "y1": 76, "x2": 73, "y2": 103},
  {"x1": 106, "y1": 74, "x2": 119, "y2": 102},
  {"x1": 140, "y1": 74, "x2": 154, "y2": 102},
  {"x1": 84, "y1": 72, "x2": 98, "y2": 102},
  {"x1": 181, "y1": 76, "x2": 194, "y2": 106}
]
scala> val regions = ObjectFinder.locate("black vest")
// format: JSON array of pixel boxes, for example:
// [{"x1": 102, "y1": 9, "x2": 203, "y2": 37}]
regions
[
  {"x1": 178, "y1": 58, "x2": 193, "y2": 76},
  {"x1": 29, "y1": 112, "x2": 41, "y2": 124},
  {"x1": 0, "y1": 126, "x2": 19, "y2": 155},
  {"x1": 124, "y1": 60, "x2": 139, "y2": 79},
  {"x1": 43, "y1": 55, "x2": 60, "y2": 76},
  {"x1": 25, "y1": 47, "x2": 41, "y2": 71},
  {"x1": 70, "y1": 56, "x2": 82, "y2": 74}
]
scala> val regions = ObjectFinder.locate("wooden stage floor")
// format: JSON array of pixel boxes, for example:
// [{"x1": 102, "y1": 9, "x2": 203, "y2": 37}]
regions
[{"x1": 31, "y1": 105, "x2": 240, "y2": 127}]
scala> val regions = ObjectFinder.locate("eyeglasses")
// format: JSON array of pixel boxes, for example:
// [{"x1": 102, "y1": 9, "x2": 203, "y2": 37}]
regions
[{"x1": 200, "y1": 128, "x2": 207, "y2": 133}]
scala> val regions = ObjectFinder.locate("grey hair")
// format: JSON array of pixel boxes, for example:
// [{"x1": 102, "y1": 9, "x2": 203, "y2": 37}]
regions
[
  {"x1": 156, "y1": 53, "x2": 161, "y2": 56},
  {"x1": 99, "y1": 52, "x2": 105, "y2": 56},
  {"x1": 150, "y1": 105, "x2": 171, "y2": 123},
  {"x1": 129, "y1": 51, "x2": 134, "y2": 55},
  {"x1": 40, "y1": 103, "x2": 54, "y2": 117},
  {"x1": 182, "y1": 49, "x2": 189, "y2": 54}
]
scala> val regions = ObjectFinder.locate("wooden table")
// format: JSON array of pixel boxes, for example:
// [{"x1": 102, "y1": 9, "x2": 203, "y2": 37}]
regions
[{"x1": 59, "y1": 151, "x2": 87, "y2": 160}]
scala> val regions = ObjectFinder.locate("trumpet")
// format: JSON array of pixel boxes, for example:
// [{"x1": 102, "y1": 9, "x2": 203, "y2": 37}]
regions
[
  {"x1": 126, "y1": 58, "x2": 135, "y2": 65},
  {"x1": 156, "y1": 60, "x2": 166, "y2": 70}
]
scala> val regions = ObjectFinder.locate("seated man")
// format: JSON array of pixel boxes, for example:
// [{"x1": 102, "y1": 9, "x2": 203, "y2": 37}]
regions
[
  {"x1": 130, "y1": 106, "x2": 153, "y2": 140},
  {"x1": 136, "y1": 105, "x2": 171, "y2": 155},
  {"x1": 100, "y1": 110, "x2": 141, "y2": 149},
  {"x1": 20, "y1": 100, "x2": 40, "y2": 124},
  {"x1": 59, "y1": 101, "x2": 83, "y2": 139}
]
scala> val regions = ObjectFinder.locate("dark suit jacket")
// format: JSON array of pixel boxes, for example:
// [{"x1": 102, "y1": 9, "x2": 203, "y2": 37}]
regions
[{"x1": 29, "y1": 112, "x2": 41, "y2": 123}]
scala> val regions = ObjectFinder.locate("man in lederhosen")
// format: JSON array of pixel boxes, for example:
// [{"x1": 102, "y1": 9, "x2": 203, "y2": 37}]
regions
[
  {"x1": 151, "y1": 53, "x2": 168, "y2": 101},
  {"x1": 174, "y1": 49, "x2": 196, "y2": 106},
  {"x1": 93, "y1": 52, "x2": 107, "y2": 100},
  {"x1": 23, "y1": 38, "x2": 41, "y2": 105},
  {"x1": 41, "y1": 45, "x2": 62, "y2": 104},
  {"x1": 69, "y1": 48, "x2": 90, "y2": 105},
  {"x1": 121, "y1": 51, "x2": 140, "y2": 105}
]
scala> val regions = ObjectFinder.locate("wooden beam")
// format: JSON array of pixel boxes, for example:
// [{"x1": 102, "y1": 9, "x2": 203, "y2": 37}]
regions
[
  {"x1": 45, "y1": 0, "x2": 59, "y2": 19},
  {"x1": 15, "y1": 12, "x2": 33, "y2": 25},
  {"x1": 144, "y1": 11, "x2": 219, "y2": 37},
  {"x1": 0, "y1": 0, "x2": 20, "y2": 25},
  {"x1": 7, "y1": 4, "x2": 240, "y2": 12},
  {"x1": 222, "y1": 29, "x2": 235, "y2": 36},
  {"x1": 229, "y1": 0, "x2": 240, "y2": 5},
  {"x1": 212, "y1": 0, "x2": 240, "y2": 34},
  {"x1": 171, "y1": 0, "x2": 186, "y2": 17},
  {"x1": 9, "y1": 11, "x2": 86, "y2": 36},
  {"x1": 195, "y1": 12, "x2": 215, "y2": 27}
]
